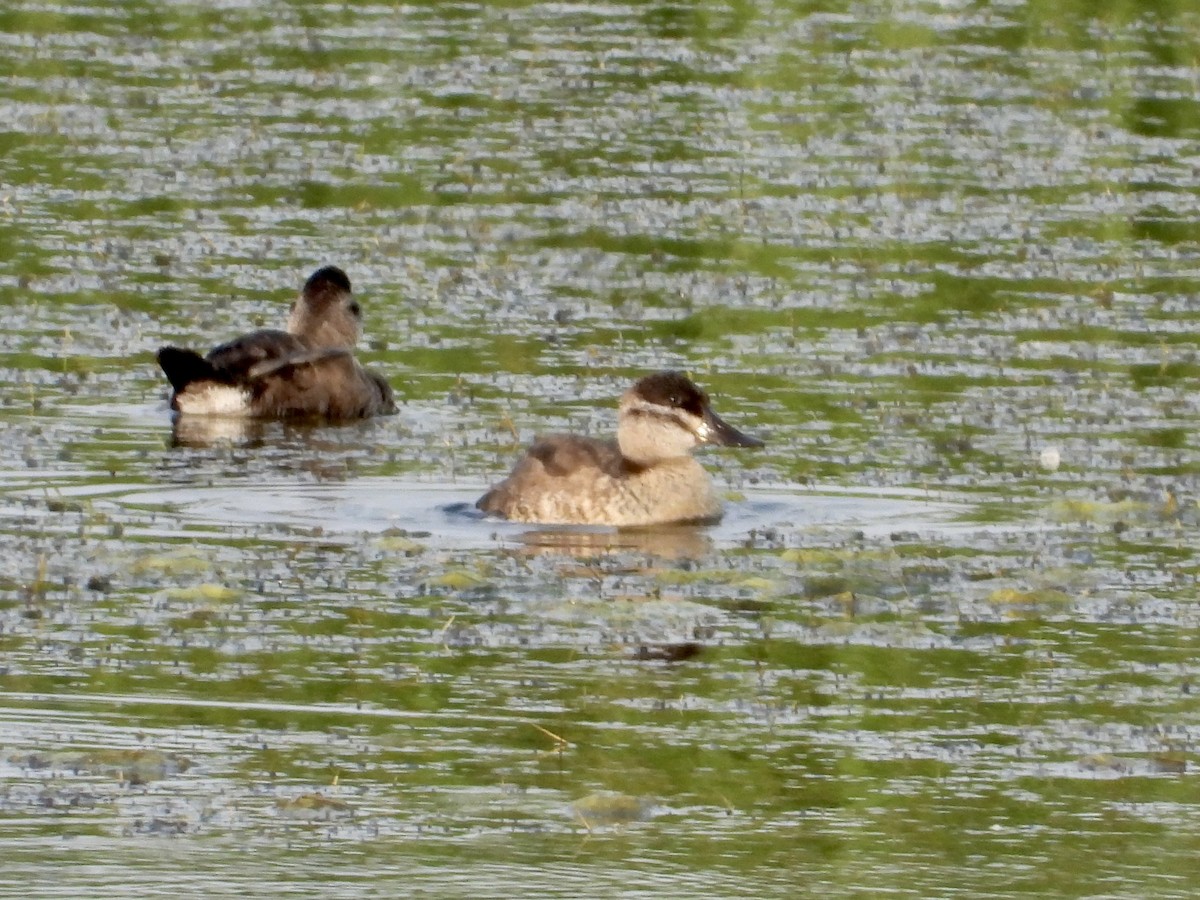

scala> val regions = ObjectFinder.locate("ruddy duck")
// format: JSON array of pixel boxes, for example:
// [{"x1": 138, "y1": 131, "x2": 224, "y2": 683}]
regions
[
  {"x1": 477, "y1": 371, "x2": 763, "y2": 526},
  {"x1": 156, "y1": 265, "x2": 395, "y2": 420}
]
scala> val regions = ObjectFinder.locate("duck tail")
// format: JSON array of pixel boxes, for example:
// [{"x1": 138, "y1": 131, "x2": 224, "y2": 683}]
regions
[{"x1": 156, "y1": 346, "x2": 220, "y2": 394}]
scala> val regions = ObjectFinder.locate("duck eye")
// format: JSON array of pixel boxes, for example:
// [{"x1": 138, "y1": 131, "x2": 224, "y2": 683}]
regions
[
  {"x1": 669, "y1": 394, "x2": 682, "y2": 407},
  {"x1": 348, "y1": 301, "x2": 362, "y2": 318}
]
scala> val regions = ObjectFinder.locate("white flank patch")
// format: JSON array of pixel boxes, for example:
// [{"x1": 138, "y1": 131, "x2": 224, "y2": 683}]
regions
[{"x1": 176, "y1": 384, "x2": 252, "y2": 417}]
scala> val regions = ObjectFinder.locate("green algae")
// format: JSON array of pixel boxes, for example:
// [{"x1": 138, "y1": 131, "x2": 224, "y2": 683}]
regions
[{"x1": 0, "y1": 0, "x2": 1198, "y2": 896}]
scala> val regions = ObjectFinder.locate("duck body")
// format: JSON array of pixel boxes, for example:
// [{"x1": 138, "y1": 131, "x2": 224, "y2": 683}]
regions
[
  {"x1": 156, "y1": 266, "x2": 395, "y2": 420},
  {"x1": 478, "y1": 371, "x2": 762, "y2": 527},
  {"x1": 478, "y1": 434, "x2": 723, "y2": 526}
]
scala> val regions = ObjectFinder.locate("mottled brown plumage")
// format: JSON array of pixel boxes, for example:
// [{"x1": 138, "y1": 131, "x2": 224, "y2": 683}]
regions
[
  {"x1": 478, "y1": 372, "x2": 762, "y2": 526},
  {"x1": 156, "y1": 266, "x2": 395, "y2": 420}
]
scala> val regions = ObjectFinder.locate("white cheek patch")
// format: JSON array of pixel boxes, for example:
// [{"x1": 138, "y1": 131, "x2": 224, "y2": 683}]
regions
[
  {"x1": 625, "y1": 398, "x2": 704, "y2": 444},
  {"x1": 176, "y1": 384, "x2": 252, "y2": 417}
]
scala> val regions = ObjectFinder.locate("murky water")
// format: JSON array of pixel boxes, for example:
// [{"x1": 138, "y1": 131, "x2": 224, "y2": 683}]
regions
[{"x1": 2, "y1": 0, "x2": 1200, "y2": 896}]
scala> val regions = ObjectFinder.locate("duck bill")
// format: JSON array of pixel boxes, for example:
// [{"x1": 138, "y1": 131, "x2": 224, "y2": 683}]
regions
[{"x1": 700, "y1": 408, "x2": 764, "y2": 448}]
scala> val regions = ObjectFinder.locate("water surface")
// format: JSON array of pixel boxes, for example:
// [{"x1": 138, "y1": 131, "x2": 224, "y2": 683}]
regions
[{"x1": 2, "y1": 0, "x2": 1200, "y2": 897}]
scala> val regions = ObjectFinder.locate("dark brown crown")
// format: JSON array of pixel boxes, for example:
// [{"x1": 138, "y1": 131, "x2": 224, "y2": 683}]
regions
[{"x1": 631, "y1": 371, "x2": 708, "y2": 418}]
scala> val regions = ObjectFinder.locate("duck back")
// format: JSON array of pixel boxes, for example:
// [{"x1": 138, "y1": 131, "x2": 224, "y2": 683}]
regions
[{"x1": 157, "y1": 331, "x2": 394, "y2": 419}]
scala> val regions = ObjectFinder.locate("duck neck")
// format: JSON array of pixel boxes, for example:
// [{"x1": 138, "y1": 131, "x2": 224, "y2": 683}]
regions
[
  {"x1": 616, "y1": 409, "x2": 692, "y2": 468},
  {"x1": 288, "y1": 310, "x2": 359, "y2": 349}
]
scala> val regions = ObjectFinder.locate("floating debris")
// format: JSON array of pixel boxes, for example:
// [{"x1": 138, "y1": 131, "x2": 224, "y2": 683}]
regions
[
  {"x1": 633, "y1": 642, "x2": 704, "y2": 662},
  {"x1": 85, "y1": 574, "x2": 114, "y2": 592}
]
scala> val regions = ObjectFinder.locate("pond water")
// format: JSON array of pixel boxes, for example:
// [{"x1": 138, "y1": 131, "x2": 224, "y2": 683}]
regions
[{"x1": 2, "y1": 0, "x2": 1200, "y2": 896}]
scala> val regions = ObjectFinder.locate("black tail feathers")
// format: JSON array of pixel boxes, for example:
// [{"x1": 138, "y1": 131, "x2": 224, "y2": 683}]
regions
[{"x1": 156, "y1": 346, "x2": 219, "y2": 394}]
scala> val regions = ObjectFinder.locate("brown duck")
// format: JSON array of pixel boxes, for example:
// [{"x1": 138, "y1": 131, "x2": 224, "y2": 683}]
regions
[
  {"x1": 156, "y1": 265, "x2": 394, "y2": 420},
  {"x1": 478, "y1": 371, "x2": 763, "y2": 526}
]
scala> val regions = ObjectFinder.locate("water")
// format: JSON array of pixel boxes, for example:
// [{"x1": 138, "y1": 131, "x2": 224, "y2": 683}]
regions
[{"x1": 2, "y1": 0, "x2": 1200, "y2": 896}]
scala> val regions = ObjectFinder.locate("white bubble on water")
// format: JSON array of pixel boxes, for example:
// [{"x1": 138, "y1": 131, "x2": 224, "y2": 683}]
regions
[{"x1": 1039, "y1": 446, "x2": 1061, "y2": 471}]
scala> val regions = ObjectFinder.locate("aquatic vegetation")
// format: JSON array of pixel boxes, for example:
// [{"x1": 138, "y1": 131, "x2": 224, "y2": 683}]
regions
[
  {"x1": 9, "y1": 749, "x2": 191, "y2": 784},
  {"x1": 571, "y1": 791, "x2": 652, "y2": 828},
  {"x1": 163, "y1": 583, "x2": 241, "y2": 603},
  {"x1": 275, "y1": 793, "x2": 355, "y2": 822},
  {"x1": 0, "y1": 0, "x2": 1199, "y2": 895}
]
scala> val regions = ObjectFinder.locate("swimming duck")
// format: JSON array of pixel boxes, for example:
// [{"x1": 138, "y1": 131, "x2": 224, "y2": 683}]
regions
[
  {"x1": 477, "y1": 371, "x2": 763, "y2": 526},
  {"x1": 156, "y1": 265, "x2": 395, "y2": 420}
]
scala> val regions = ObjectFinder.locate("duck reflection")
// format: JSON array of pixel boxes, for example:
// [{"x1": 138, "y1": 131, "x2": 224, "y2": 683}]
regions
[
  {"x1": 163, "y1": 416, "x2": 387, "y2": 486},
  {"x1": 167, "y1": 414, "x2": 273, "y2": 448},
  {"x1": 508, "y1": 522, "x2": 714, "y2": 560}
]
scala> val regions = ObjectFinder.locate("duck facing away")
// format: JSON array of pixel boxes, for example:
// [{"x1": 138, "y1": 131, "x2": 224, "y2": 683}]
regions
[
  {"x1": 156, "y1": 265, "x2": 395, "y2": 420},
  {"x1": 477, "y1": 371, "x2": 763, "y2": 527}
]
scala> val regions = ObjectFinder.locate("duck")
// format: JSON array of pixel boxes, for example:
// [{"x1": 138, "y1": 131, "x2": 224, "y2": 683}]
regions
[
  {"x1": 156, "y1": 265, "x2": 395, "y2": 420},
  {"x1": 477, "y1": 371, "x2": 763, "y2": 526}
]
